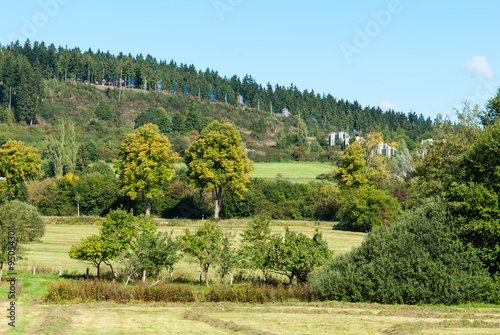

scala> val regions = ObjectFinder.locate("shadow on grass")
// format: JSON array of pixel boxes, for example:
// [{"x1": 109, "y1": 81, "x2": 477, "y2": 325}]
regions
[{"x1": 330, "y1": 221, "x2": 365, "y2": 232}]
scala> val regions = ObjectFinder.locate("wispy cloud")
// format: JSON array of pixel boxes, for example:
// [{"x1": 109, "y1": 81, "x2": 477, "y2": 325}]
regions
[
  {"x1": 379, "y1": 101, "x2": 399, "y2": 111},
  {"x1": 464, "y1": 56, "x2": 494, "y2": 80}
]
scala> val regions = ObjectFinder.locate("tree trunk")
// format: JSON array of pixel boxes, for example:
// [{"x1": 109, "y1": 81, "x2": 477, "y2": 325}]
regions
[
  {"x1": 214, "y1": 197, "x2": 219, "y2": 219},
  {"x1": 124, "y1": 274, "x2": 131, "y2": 288},
  {"x1": 204, "y1": 271, "x2": 209, "y2": 287},
  {"x1": 146, "y1": 198, "x2": 152, "y2": 215},
  {"x1": 213, "y1": 187, "x2": 222, "y2": 219}
]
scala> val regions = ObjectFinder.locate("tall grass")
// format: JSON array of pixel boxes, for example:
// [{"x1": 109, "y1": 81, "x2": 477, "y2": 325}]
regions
[{"x1": 45, "y1": 279, "x2": 314, "y2": 303}]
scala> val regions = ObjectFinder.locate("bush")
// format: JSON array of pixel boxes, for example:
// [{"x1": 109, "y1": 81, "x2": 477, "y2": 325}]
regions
[
  {"x1": 341, "y1": 185, "x2": 400, "y2": 232},
  {"x1": 310, "y1": 198, "x2": 500, "y2": 305},
  {"x1": 0, "y1": 200, "x2": 46, "y2": 269},
  {"x1": 221, "y1": 178, "x2": 339, "y2": 220},
  {"x1": 0, "y1": 200, "x2": 45, "y2": 242},
  {"x1": 134, "y1": 107, "x2": 172, "y2": 134},
  {"x1": 87, "y1": 161, "x2": 115, "y2": 176},
  {"x1": 94, "y1": 101, "x2": 112, "y2": 120},
  {"x1": 28, "y1": 177, "x2": 75, "y2": 216}
]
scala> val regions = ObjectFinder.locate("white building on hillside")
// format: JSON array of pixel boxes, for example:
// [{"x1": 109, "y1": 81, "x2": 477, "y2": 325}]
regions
[
  {"x1": 375, "y1": 142, "x2": 396, "y2": 157},
  {"x1": 328, "y1": 131, "x2": 351, "y2": 147}
]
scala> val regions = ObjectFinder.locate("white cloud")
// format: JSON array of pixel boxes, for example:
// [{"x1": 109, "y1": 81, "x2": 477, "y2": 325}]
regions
[
  {"x1": 464, "y1": 56, "x2": 494, "y2": 80},
  {"x1": 379, "y1": 101, "x2": 399, "y2": 111}
]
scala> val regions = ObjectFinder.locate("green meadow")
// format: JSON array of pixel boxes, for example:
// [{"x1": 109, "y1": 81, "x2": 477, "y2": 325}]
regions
[{"x1": 251, "y1": 162, "x2": 335, "y2": 182}]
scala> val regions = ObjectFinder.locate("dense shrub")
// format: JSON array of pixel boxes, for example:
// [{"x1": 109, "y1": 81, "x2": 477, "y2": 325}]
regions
[
  {"x1": 94, "y1": 101, "x2": 112, "y2": 120},
  {"x1": 340, "y1": 185, "x2": 401, "y2": 232},
  {"x1": 0, "y1": 200, "x2": 45, "y2": 241},
  {"x1": 310, "y1": 199, "x2": 500, "y2": 305},
  {"x1": 0, "y1": 200, "x2": 45, "y2": 269},
  {"x1": 74, "y1": 173, "x2": 120, "y2": 216},
  {"x1": 221, "y1": 178, "x2": 339, "y2": 220},
  {"x1": 134, "y1": 107, "x2": 172, "y2": 134},
  {"x1": 31, "y1": 177, "x2": 75, "y2": 216}
]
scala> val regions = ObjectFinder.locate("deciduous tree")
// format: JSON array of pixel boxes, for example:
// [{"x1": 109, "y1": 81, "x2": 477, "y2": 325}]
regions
[
  {"x1": 180, "y1": 222, "x2": 223, "y2": 286},
  {"x1": 184, "y1": 121, "x2": 253, "y2": 218},
  {"x1": 214, "y1": 231, "x2": 239, "y2": 286},
  {"x1": 69, "y1": 235, "x2": 110, "y2": 278},
  {"x1": 240, "y1": 216, "x2": 272, "y2": 281},
  {"x1": 268, "y1": 228, "x2": 332, "y2": 284},
  {"x1": 335, "y1": 141, "x2": 368, "y2": 189},
  {"x1": 117, "y1": 124, "x2": 179, "y2": 215},
  {"x1": 0, "y1": 140, "x2": 43, "y2": 199},
  {"x1": 0, "y1": 200, "x2": 45, "y2": 279}
]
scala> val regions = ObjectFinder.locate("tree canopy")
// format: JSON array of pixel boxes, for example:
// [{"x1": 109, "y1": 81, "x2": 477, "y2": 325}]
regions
[
  {"x1": 0, "y1": 140, "x2": 43, "y2": 199},
  {"x1": 184, "y1": 121, "x2": 254, "y2": 218},
  {"x1": 117, "y1": 124, "x2": 179, "y2": 215}
]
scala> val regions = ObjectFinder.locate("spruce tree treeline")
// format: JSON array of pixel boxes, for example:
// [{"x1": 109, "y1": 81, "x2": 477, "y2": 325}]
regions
[{"x1": 0, "y1": 40, "x2": 432, "y2": 137}]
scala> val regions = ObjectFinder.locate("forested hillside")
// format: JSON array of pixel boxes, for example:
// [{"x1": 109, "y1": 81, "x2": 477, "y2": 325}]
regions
[{"x1": 0, "y1": 40, "x2": 433, "y2": 151}]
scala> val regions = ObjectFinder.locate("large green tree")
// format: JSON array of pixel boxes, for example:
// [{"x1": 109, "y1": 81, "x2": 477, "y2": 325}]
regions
[
  {"x1": 43, "y1": 121, "x2": 77, "y2": 177},
  {"x1": 15, "y1": 56, "x2": 44, "y2": 124},
  {"x1": 335, "y1": 141, "x2": 368, "y2": 189},
  {"x1": 341, "y1": 185, "x2": 401, "y2": 232},
  {"x1": 117, "y1": 124, "x2": 179, "y2": 215},
  {"x1": 481, "y1": 88, "x2": 500, "y2": 127},
  {"x1": 184, "y1": 121, "x2": 254, "y2": 218},
  {"x1": 0, "y1": 140, "x2": 43, "y2": 199}
]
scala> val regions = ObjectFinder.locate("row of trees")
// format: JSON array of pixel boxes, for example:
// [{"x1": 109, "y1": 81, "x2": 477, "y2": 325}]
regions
[
  {"x1": 70, "y1": 212, "x2": 331, "y2": 286},
  {"x1": 115, "y1": 120, "x2": 253, "y2": 218}
]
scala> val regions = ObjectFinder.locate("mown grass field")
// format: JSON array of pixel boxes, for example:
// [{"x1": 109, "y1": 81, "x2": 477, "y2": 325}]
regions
[
  {"x1": 2, "y1": 221, "x2": 500, "y2": 334},
  {"x1": 251, "y1": 162, "x2": 335, "y2": 182}
]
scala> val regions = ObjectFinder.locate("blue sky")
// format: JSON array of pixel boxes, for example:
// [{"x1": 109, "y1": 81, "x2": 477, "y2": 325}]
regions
[{"x1": 1, "y1": 0, "x2": 499, "y2": 120}]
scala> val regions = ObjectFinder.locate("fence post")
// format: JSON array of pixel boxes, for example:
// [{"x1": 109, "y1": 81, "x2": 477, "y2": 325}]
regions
[
  {"x1": 170, "y1": 272, "x2": 173, "y2": 283},
  {"x1": 32, "y1": 266, "x2": 36, "y2": 275},
  {"x1": 200, "y1": 274, "x2": 202, "y2": 286},
  {"x1": 230, "y1": 274, "x2": 233, "y2": 285},
  {"x1": 86, "y1": 268, "x2": 89, "y2": 276},
  {"x1": 59, "y1": 266, "x2": 62, "y2": 276},
  {"x1": 142, "y1": 270, "x2": 146, "y2": 282}
]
